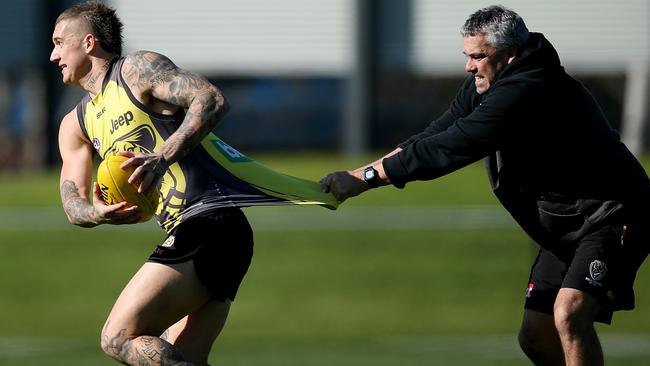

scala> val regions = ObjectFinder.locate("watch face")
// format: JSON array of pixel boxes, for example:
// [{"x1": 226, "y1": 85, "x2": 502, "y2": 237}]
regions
[{"x1": 363, "y1": 167, "x2": 378, "y2": 187}]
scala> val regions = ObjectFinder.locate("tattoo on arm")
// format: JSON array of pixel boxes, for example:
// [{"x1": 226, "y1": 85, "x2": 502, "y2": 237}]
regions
[
  {"x1": 123, "y1": 51, "x2": 229, "y2": 164},
  {"x1": 61, "y1": 180, "x2": 98, "y2": 227},
  {"x1": 160, "y1": 106, "x2": 216, "y2": 161}
]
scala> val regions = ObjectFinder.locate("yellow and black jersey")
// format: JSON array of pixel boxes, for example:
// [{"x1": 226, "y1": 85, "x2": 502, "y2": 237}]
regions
[{"x1": 76, "y1": 57, "x2": 337, "y2": 233}]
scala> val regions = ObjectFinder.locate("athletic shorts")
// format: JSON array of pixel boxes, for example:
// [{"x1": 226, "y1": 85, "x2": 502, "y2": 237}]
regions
[
  {"x1": 524, "y1": 222, "x2": 648, "y2": 324},
  {"x1": 147, "y1": 208, "x2": 254, "y2": 302}
]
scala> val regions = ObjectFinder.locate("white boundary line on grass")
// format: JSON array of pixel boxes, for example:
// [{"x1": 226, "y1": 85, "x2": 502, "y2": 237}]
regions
[
  {"x1": 378, "y1": 333, "x2": 650, "y2": 359},
  {"x1": 1, "y1": 334, "x2": 649, "y2": 360},
  {"x1": 0, "y1": 337, "x2": 85, "y2": 358}
]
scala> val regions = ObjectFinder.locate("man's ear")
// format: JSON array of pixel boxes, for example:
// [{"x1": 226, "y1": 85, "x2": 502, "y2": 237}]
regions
[
  {"x1": 506, "y1": 45, "x2": 518, "y2": 64},
  {"x1": 83, "y1": 33, "x2": 97, "y2": 53}
]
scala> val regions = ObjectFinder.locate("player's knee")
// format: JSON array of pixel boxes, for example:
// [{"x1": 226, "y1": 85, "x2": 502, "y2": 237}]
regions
[
  {"x1": 518, "y1": 325, "x2": 544, "y2": 355},
  {"x1": 553, "y1": 306, "x2": 583, "y2": 337},
  {"x1": 517, "y1": 326, "x2": 532, "y2": 351},
  {"x1": 553, "y1": 299, "x2": 594, "y2": 337},
  {"x1": 518, "y1": 310, "x2": 563, "y2": 361}
]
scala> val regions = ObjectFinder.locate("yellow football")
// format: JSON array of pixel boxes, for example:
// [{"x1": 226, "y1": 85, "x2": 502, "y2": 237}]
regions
[{"x1": 96, "y1": 154, "x2": 159, "y2": 222}]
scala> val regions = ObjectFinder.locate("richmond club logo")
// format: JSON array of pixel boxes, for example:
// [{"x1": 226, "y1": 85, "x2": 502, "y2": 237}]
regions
[{"x1": 107, "y1": 125, "x2": 156, "y2": 155}]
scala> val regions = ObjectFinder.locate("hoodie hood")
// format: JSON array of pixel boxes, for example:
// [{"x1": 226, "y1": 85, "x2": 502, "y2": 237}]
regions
[{"x1": 496, "y1": 32, "x2": 564, "y2": 82}]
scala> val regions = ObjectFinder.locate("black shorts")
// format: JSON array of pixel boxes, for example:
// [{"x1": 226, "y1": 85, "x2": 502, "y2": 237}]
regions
[
  {"x1": 524, "y1": 222, "x2": 648, "y2": 324},
  {"x1": 148, "y1": 208, "x2": 254, "y2": 302}
]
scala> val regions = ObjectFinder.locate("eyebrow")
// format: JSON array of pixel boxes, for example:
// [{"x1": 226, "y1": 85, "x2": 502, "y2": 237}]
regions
[{"x1": 463, "y1": 51, "x2": 487, "y2": 57}]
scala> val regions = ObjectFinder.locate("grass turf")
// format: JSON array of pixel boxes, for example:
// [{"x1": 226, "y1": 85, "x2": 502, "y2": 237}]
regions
[{"x1": 1, "y1": 154, "x2": 648, "y2": 365}]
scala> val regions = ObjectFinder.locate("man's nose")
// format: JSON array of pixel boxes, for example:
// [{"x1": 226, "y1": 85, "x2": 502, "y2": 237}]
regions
[
  {"x1": 50, "y1": 48, "x2": 59, "y2": 63},
  {"x1": 465, "y1": 58, "x2": 476, "y2": 73}
]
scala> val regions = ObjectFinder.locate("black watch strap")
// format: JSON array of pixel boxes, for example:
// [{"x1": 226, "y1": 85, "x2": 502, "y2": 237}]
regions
[{"x1": 363, "y1": 166, "x2": 379, "y2": 188}]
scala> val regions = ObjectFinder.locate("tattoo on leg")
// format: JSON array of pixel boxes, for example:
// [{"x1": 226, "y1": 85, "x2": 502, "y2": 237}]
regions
[
  {"x1": 103, "y1": 328, "x2": 193, "y2": 365},
  {"x1": 136, "y1": 336, "x2": 194, "y2": 366},
  {"x1": 141, "y1": 336, "x2": 162, "y2": 361}
]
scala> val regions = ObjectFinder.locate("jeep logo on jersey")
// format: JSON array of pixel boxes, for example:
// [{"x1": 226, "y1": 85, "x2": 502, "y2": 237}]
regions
[
  {"x1": 109, "y1": 110, "x2": 134, "y2": 134},
  {"x1": 211, "y1": 139, "x2": 252, "y2": 163},
  {"x1": 107, "y1": 125, "x2": 157, "y2": 155}
]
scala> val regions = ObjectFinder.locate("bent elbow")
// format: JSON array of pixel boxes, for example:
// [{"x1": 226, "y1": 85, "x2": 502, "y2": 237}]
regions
[
  {"x1": 216, "y1": 91, "x2": 230, "y2": 116},
  {"x1": 67, "y1": 216, "x2": 87, "y2": 227}
]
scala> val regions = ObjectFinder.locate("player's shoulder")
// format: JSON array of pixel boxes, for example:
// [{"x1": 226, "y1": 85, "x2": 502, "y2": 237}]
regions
[
  {"x1": 123, "y1": 50, "x2": 177, "y2": 72},
  {"x1": 61, "y1": 107, "x2": 79, "y2": 125},
  {"x1": 121, "y1": 50, "x2": 178, "y2": 91},
  {"x1": 59, "y1": 107, "x2": 90, "y2": 142}
]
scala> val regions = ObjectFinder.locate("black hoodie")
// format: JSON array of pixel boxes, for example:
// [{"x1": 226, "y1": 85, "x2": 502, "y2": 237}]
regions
[{"x1": 382, "y1": 33, "x2": 649, "y2": 248}]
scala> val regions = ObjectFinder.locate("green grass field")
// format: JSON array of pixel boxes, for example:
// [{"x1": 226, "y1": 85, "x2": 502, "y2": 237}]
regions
[{"x1": 1, "y1": 153, "x2": 649, "y2": 365}]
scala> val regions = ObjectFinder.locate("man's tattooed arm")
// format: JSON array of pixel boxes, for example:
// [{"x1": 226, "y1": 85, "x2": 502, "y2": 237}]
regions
[
  {"x1": 60, "y1": 179, "x2": 99, "y2": 227},
  {"x1": 122, "y1": 51, "x2": 229, "y2": 165}
]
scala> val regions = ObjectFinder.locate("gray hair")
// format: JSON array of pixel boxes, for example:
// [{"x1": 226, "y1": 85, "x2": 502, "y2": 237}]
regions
[{"x1": 461, "y1": 5, "x2": 529, "y2": 52}]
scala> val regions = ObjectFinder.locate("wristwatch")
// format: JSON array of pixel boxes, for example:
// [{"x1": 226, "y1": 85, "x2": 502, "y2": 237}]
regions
[{"x1": 363, "y1": 166, "x2": 379, "y2": 188}]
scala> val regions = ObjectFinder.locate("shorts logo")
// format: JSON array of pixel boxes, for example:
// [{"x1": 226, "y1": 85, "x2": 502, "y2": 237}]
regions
[
  {"x1": 161, "y1": 235, "x2": 175, "y2": 248},
  {"x1": 525, "y1": 283, "x2": 534, "y2": 298},
  {"x1": 586, "y1": 260, "x2": 607, "y2": 287}
]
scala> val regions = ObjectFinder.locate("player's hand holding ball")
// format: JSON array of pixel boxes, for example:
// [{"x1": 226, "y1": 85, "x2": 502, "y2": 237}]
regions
[
  {"x1": 96, "y1": 154, "x2": 160, "y2": 223},
  {"x1": 118, "y1": 151, "x2": 168, "y2": 195}
]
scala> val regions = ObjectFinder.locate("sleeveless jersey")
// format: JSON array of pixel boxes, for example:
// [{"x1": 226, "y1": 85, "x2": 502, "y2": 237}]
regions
[{"x1": 76, "y1": 57, "x2": 337, "y2": 233}]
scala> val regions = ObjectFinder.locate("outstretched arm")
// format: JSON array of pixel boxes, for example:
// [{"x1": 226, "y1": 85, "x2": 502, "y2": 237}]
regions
[
  {"x1": 58, "y1": 109, "x2": 142, "y2": 227},
  {"x1": 120, "y1": 51, "x2": 230, "y2": 193},
  {"x1": 320, "y1": 147, "x2": 402, "y2": 202}
]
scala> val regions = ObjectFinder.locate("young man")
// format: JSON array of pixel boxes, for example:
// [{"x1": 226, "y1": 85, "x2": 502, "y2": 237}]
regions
[
  {"x1": 321, "y1": 5, "x2": 649, "y2": 366},
  {"x1": 51, "y1": 1, "x2": 334, "y2": 365}
]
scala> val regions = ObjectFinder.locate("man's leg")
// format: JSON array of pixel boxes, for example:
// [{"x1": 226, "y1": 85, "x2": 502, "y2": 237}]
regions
[
  {"x1": 162, "y1": 299, "x2": 232, "y2": 365},
  {"x1": 518, "y1": 309, "x2": 565, "y2": 365},
  {"x1": 553, "y1": 288, "x2": 603, "y2": 366},
  {"x1": 101, "y1": 260, "x2": 214, "y2": 365}
]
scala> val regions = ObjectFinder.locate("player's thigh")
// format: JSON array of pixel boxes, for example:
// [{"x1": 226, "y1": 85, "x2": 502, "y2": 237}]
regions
[
  {"x1": 164, "y1": 299, "x2": 232, "y2": 361},
  {"x1": 560, "y1": 225, "x2": 626, "y2": 323},
  {"x1": 103, "y1": 260, "x2": 211, "y2": 339}
]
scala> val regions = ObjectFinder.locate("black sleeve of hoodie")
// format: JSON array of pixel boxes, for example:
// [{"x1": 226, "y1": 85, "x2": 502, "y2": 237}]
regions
[{"x1": 384, "y1": 80, "x2": 525, "y2": 188}]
